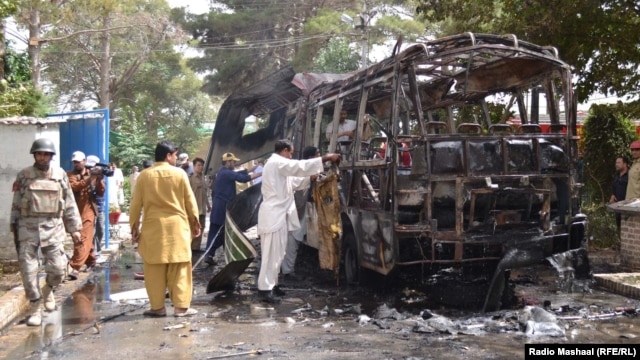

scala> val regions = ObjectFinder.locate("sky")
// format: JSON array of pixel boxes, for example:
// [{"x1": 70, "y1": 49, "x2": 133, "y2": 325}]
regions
[{"x1": 167, "y1": 0, "x2": 210, "y2": 15}]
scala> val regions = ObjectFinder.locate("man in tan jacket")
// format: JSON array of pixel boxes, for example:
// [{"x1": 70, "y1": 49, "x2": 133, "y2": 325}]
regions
[
  {"x1": 626, "y1": 141, "x2": 640, "y2": 200},
  {"x1": 129, "y1": 141, "x2": 201, "y2": 317},
  {"x1": 189, "y1": 157, "x2": 210, "y2": 253}
]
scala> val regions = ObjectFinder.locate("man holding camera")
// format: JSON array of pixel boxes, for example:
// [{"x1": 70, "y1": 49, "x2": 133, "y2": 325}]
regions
[{"x1": 67, "y1": 151, "x2": 105, "y2": 279}]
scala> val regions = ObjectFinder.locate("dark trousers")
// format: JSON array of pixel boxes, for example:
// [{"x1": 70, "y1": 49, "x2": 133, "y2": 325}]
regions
[
  {"x1": 94, "y1": 212, "x2": 104, "y2": 254},
  {"x1": 205, "y1": 222, "x2": 225, "y2": 258},
  {"x1": 191, "y1": 214, "x2": 206, "y2": 251}
]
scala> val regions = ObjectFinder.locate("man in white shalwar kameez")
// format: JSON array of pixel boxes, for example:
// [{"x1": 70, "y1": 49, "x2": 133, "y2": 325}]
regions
[{"x1": 257, "y1": 139, "x2": 341, "y2": 303}]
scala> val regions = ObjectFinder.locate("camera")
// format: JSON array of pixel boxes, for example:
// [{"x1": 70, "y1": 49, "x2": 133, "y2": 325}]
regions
[{"x1": 87, "y1": 162, "x2": 114, "y2": 177}]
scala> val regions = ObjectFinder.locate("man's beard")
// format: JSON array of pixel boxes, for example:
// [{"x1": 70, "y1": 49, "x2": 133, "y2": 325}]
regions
[{"x1": 34, "y1": 162, "x2": 50, "y2": 171}]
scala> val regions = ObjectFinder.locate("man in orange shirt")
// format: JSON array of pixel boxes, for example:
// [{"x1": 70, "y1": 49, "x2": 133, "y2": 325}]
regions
[{"x1": 67, "y1": 151, "x2": 105, "y2": 280}]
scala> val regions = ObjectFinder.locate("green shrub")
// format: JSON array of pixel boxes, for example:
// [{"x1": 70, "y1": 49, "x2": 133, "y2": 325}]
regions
[
  {"x1": 582, "y1": 104, "x2": 636, "y2": 204},
  {"x1": 581, "y1": 104, "x2": 635, "y2": 249},
  {"x1": 583, "y1": 202, "x2": 619, "y2": 249}
]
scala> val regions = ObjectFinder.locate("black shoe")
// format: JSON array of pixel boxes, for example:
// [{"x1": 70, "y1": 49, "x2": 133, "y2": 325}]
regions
[
  {"x1": 204, "y1": 256, "x2": 216, "y2": 266},
  {"x1": 283, "y1": 272, "x2": 303, "y2": 282},
  {"x1": 259, "y1": 290, "x2": 281, "y2": 304},
  {"x1": 273, "y1": 285, "x2": 285, "y2": 296}
]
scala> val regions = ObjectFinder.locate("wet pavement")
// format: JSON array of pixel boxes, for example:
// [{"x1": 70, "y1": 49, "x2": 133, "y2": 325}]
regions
[{"x1": 1, "y1": 230, "x2": 640, "y2": 359}]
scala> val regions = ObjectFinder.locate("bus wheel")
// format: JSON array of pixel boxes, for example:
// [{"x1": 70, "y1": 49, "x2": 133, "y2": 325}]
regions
[{"x1": 343, "y1": 232, "x2": 360, "y2": 285}]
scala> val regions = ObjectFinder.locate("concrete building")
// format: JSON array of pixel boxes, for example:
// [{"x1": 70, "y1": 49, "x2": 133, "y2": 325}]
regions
[{"x1": 0, "y1": 117, "x2": 66, "y2": 260}]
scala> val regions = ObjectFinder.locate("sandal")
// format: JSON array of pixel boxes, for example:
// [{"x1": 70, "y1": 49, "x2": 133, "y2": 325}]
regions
[
  {"x1": 143, "y1": 309, "x2": 167, "y2": 317},
  {"x1": 68, "y1": 270, "x2": 79, "y2": 281},
  {"x1": 174, "y1": 308, "x2": 198, "y2": 317}
]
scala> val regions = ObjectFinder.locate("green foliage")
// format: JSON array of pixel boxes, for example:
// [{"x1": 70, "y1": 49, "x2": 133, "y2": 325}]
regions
[
  {"x1": 178, "y1": 4, "x2": 302, "y2": 95},
  {"x1": 109, "y1": 116, "x2": 156, "y2": 172},
  {"x1": 105, "y1": 50, "x2": 215, "y2": 169},
  {"x1": 416, "y1": 0, "x2": 640, "y2": 102},
  {"x1": 177, "y1": 1, "x2": 430, "y2": 96},
  {"x1": 0, "y1": 84, "x2": 52, "y2": 117},
  {"x1": 313, "y1": 37, "x2": 360, "y2": 73},
  {"x1": 0, "y1": 40, "x2": 52, "y2": 116},
  {"x1": 0, "y1": 0, "x2": 18, "y2": 18},
  {"x1": 582, "y1": 202, "x2": 619, "y2": 249},
  {"x1": 114, "y1": 56, "x2": 218, "y2": 157},
  {"x1": 582, "y1": 104, "x2": 636, "y2": 204},
  {"x1": 37, "y1": 0, "x2": 182, "y2": 111},
  {"x1": 28, "y1": 0, "x2": 215, "y2": 163},
  {"x1": 3, "y1": 41, "x2": 30, "y2": 84},
  {"x1": 373, "y1": 14, "x2": 427, "y2": 41},
  {"x1": 415, "y1": 0, "x2": 499, "y2": 34}
]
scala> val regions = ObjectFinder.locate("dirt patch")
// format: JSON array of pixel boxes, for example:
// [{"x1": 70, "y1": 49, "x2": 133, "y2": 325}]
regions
[{"x1": 0, "y1": 261, "x2": 21, "y2": 297}]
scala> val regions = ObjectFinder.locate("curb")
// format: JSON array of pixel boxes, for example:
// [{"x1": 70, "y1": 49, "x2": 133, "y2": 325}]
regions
[
  {"x1": 0, "y1": 286, "x2": 30, "y2": 331},
  {"x1": 594, "y1": 273, "x2": 640, "y2": 300}
]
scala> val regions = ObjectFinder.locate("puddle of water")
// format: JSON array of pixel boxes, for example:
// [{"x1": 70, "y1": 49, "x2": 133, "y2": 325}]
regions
[{"x1": 4, "y1": 251, "x2": 150, "y2": 358}]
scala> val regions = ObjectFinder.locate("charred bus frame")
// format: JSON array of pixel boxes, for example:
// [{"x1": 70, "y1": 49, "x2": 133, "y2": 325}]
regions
[{"x1": 207, "y1": 33, "x2": 587, "y2": 311}]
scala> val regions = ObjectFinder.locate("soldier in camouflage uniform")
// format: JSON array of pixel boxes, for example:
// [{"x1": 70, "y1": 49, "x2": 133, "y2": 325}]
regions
[{"x1": 10, "y1": 138, "x2": 82, "y2": 326}]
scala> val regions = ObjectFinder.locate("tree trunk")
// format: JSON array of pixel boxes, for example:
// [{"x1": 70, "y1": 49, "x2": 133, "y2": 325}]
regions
[
  {"x1": 99, "y1": 14, "x2": 111, "y2": 111},
  {"x1": 28, "y1": 9, "x2": 41, "y2": 89},
  {"x1": 0, "y1": 19, "x2": 5, "y2": 82}
]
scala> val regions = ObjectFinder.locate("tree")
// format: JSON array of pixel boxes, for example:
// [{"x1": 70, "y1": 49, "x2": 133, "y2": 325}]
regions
[
  {"x1": 174, "y1": 0, "x2": 428, "y2": 97},
  {"x1": 0, "y1": 0, "x2": 19, "y2": 19},
  {"x1": 0, "y1": 0, "x2": 20, "y2": 81},
  {"x1": 416, "y1": 0, "x2": 640, "y2": 103},
  {"x1": 298, "y1": 5, "x2": 426, "y2": 71},
  {"x1": 0, "y1": 82, "x2": 51, "y2": 116},
  {"x1": 313, "y1": 37, "x2": 359, "y2": 73},
  {"x1": 0, "y1": 0, "x2": 52, "y2": 117},
  {"x1": 11, "y1": 0, "x2": 71, "y2": 89},
  {"x1": 109, "y1": 114, "x2": 156, "y2": 172},
  {"x1": 3, "y1": 40, "x2": 29, "y2": 84},
  {"x1": 106, "y1": 49, "x2": 218, "y2": 158},
  {"x1": 173, "y1": 0, "x2": 348, "y2": 96},
  {"x1": 580, "y1": 103, "x2": 636, "y2": 247},
  {"x1": 582, "y1": 104, "x2": 636, "y2": 204},
  {"x1": 35, "y1": 0, "x2": 182, "y2": 112}
]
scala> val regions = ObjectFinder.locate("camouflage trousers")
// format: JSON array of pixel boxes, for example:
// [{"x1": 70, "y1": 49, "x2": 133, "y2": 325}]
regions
[{"x1": 19, "y1": 241, "x2": 67, "y2": 301}]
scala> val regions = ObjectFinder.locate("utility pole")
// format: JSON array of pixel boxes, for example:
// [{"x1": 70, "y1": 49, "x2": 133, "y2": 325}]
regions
[{"x1": 355, "y1": 2, "x2": 376, "y2": 69}]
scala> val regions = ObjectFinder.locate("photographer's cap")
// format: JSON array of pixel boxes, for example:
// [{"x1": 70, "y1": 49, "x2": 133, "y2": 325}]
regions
[
  {"x1": 71, "y1": 151, "x2": 86, "y2": 162},
  {"x1": 177, "y1": 153, "x2": 189, "y2": 166},
  {"x1": 86, "y1": 155, "x2": 100, "y2": 167}
]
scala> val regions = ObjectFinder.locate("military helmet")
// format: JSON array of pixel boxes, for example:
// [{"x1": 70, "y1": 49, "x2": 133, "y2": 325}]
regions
[{"x1": 30, "y1": 138, "x2": 57, "y2": 154}]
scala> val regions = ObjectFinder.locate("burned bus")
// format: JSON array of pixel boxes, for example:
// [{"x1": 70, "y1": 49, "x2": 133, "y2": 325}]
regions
[{"x1": 206, "y1": 33, "x2": 588, "y2": 311}]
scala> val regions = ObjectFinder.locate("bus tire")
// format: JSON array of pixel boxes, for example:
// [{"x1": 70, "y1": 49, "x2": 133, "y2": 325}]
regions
[{"x1": 343, "y1": 232, "x2": 360, "y2": 285}]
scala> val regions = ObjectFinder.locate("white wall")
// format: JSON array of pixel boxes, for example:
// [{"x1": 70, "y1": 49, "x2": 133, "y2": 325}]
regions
[{"x1": 0, "y1": 123, "x2": 60, "y2": 260}]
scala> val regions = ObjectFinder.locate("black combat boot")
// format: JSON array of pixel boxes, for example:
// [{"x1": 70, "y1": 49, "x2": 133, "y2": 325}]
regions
[
  {"x1": 258, "y1": 290, "x2": 281, "y2": 304},
  {"x1": 272, "y1": 285, "x2": 286, "y2": 296}
]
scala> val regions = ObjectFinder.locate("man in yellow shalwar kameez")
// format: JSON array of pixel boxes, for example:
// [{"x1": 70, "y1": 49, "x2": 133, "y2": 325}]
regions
[{"x1": 129, "y1": 141, "x2": 201, "y2": 317}]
